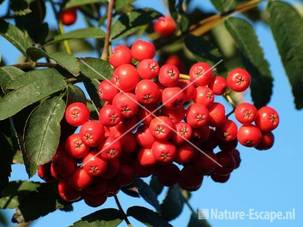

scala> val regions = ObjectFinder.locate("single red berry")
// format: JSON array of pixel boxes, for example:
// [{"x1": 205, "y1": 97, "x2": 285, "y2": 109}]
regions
[
  {"x1": 209, "y1": 76, "x2": 227, "y2": 95},
  {"x1": 237, "y1": 125, "x2": 262, "y2": 147},
  {"x1": 176, "y1": 144, "x2": 195, "y2": 164},
  {"x1": 65, "y1": 133, "x2": 89, "y2": 159},
  {"x1": 83, "y1": 153, "x2": 108, "y2": 177},
  {"x1": 195, "y1": 86, "x2": 214, "y2": 107},
  {"x1": 59, "y1": 9, "x2": 77, "y2": 26},
  {"x1": 71, "y1": 168, "x2": 93, "y2": 190},
  {"x1": 137, "y1": 59, "x2": 159, "y2": 79},
  {"x1": 158, "y1": 64, "x2": 179, "y2": 87},
  {"x1": 98, "y1": 80, "x2": 119, "y2": 102},
  {"x1": 102, "y1": 159, "x2": 120, "y2": 179},
  {"x1": 178, "y1": 166, "x2": 203, "y2": 191},
  {"x1": 57, "y1": 181, "x2": 80, "y2": 202},
  {"x1": 99, "y1": 105, "x2": 121, "y2": 127},
  {"x1": 226, "y1": 68, "x2": 251, "y2": 92},
  {"x1": 162, "y1": 87, "x2": 184, "y2": 109},
  {"x1": 177, "y1": 79, "x2": 196, "y2": 101},
  {"x1": 98, "y1": 136, "x2": 121, "y2": 160},
  {"x1": 152, "y1": 141, "x2": 176, "y2": 164},
  {"x1": 149, "y1": 116, "x2": 174, "y2": 141},
  {"x1": 83, "y1": 193, "x2": 107, "y2": 207},
  {"x1": 153, "y1": 16, "x2": 176, "y2": 37},
  {"x1": 135, "y1": 80, "x2": 160, "y2": 105},
  {"x1": 235, "y1": 102, "x2": 257, "y2": 124},
  {"x1": 65, "y1": 102, "x2": 90, "y2": 127},
  {"x1": 211, "y1": 173, "x2": 230, "y2": 183},
  {"x1": 256, "y1": 132, "x2": 275, "y2": 150},
  {"x1": 120, "y1": 133, "x2": 137, "y2": 153},
  {"x1": 112, "y1": 64, "x2": 139, "y2": 92},
  {"x1": 131, "y1": 40, "x2": 156, "y2": 61},
  {"x1": 109, "y1": 45, "x2": 132, "y2": 68},
  {"x1": 186, "y1": 103, "x2": 209, "y2": 128},
  {"x1": 155, "y1": 164, "x2": 180, "y2": 186},
  {"x1": 217, "y1": 119, "x2": 238, "y2": 142},
  {"x1": 162, "y1": 106, "x2": 185, "y2": 124},
  {"x1": 138, "y1": 148, "x2": 157, "y2": 167},
  {"x1": 193, "y1": 152, "x2": 218, "y2": 175},
  {"x1": 189, "y1": 62, "x2": 214, "y2": 86},
  {"x1": 112, "y1": 92, "x2": 138, "y2": 119},
  {"x1": 208, "y1": 102, "x2": 226, "y2": 127},
  {"x1": 38, "y1": 162, "x2": 54, "y2": 182},
  {"x1": 165, "y1": 55, "x2": 185, "y2": 72},
  {"x1": 79, "y1": 120, "x2": 105, "y2": 147},
  {"x1": 174, "y1": 122, "x2": 192, "y2": 144},
  {"x1": 255, "y1": 106, "x2": 279, "y2": 132},
  {"x1": 136, "y1": 127, "x2": 155, "y2": 148}
]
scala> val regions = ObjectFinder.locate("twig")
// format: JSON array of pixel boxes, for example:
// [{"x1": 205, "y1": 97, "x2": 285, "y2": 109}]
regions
[
  {"x1": 101, "y1": 0, "x2": 115, "y2": 60},
  {"x1": 114, "y1": 195, "x2": 132, "y2": 227}
]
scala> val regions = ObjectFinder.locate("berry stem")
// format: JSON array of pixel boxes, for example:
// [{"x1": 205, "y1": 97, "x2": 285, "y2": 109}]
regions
[
  {"x1": 114, "y1": 195, "x2": 132, "y2": 227},
  {"x1": 59, "y1": 21, "x2": 73, "y2": 55},
  {"x1": 101, "y1": 0, "x2": 115, "y2": 60},
  {"x1": 179, "y1": 74, "x2": 190, "y2": 80}
]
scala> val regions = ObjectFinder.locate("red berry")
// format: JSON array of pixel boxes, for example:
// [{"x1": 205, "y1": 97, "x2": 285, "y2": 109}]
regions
[
  {"x1": 208, "y1": 102, "x2": 226, "y2": 127},
  {"x1": 71, "y1": 168, "x2": 93, "y2": 190},
  {"x1": 209, "y1": 76, "x2": 227, "y2": 95},
  {"x1": 152, "y1": 141, "x2": 176, "y2": 163},
  {"x1": 131, "y1": 40, "x2": 156, "y2": 61},
  {"x1": 237, "y1": 125, "x2": 262, "y2": 147},
  {"x1": 211, "y1": 173, "x2": 230, "y2": 183},
  {"x1": 174, "y1": 122, "x2": 192, "y2": 144},
  {"x1": 195, "y1": 86, "x2": 214, "y2": 107},
  {"x1": 178, "y1": 166, "x2": 203, "y2": 191},
  {"x1": 116, "y1": 164, "x2": 134, "y2": 186},
  {"x1": 38, "y1": 162, "x2": 54, "y2": 182},
  {"x1": 149, "y1": 116, "x2": 174, "y2": 141},
  {"x1": 51, "y1": 151, "x2": 77, "y2": 179},
  {"x1": 186, "y1": 103, "x2": 209, "y2": 128},
  {"x1": 98, "y1": 136, "x2": 121, "y2": 160},
  {"x1": 192, "y1": 126, "x2": 210, "y2": 142},
  {"x1": 109, "y1": 45, "x2": 132, "y2": 68},
  {"x1": 137, "y1": 59, "x2": 159, "y2": 79},
  {"x1": 162, "y1": 87, "x2": 184, "y2": 109},
  {"x1": 226, "y1": 68, "x2": 251, "y2": 92},
  {"x1": 58, "y1": 181, "x2": 80, "y2": 202},
  {"x1": 79, "y1": 120, "x2": 105, "y2": 147},
  {"x1": 65, "y1": 133, "x2": 89, "y2": 159},
  {"x1": 193, "y1": 152, "x2": 218, "y2": 175},
  {"x1": 162, "y1": 106, "x2": 185, "y2": 124},
  {"x1": 255, "y1": 106, "x2": 279, "y2": 132},
  {"x1": 138, "y1": 106, "x2": 157, "y2": 126},
  {"x1": 158, "y1": 64, "x2": 179, "y2": 87},
  {"x1": 189, "y1": 62, "x2": 214, "y2": 86},
  {"x1": 215, "y1": 151, "x2": 237, "y2": 175},
  {"x1": 156, "y1": 164, "x2": 180, "y2": 186},
  {"x1": 256, "y1": 132, "x2": 274, "y2": 150},
  {"x1": 112, "y1": 64, "x2": 139, "y2": 92},
  {"x1": 83, "y1": 153, "x2": 108, "y2": 177},
  {"x1": 138, "y1": 148, "x2": 157, "y2": 166},
  {"x1": 59, "y1": 9, "x2": 77, "y2": 26},
  {"x1": 98, "y1": 80, "x2": 119, "y2": 102},
  {"x1": 99, "y1": 105, "x2": 121, "y2": 127},
  {"x1": 153, "y1": 16, "x2": 176, "y2": 37},
  {"x1": 165, "y1": 55, "x2": 185, "y2": 72},
  {"x1": 219, "y1": 139, "x2": 238, "y2": 151},
  {"x1": 112, "y1": 92, "x2": 138, "y2": 119},
  {"x1": 65, "y1": 102, "x2": 90, "y2": 127},
  {"x1": 135, "y1": 80, "x2": 160, "y2": 105},
  {"x1": 235, "y1": 102, "x2": 257, "y2": 124},
  {"x1": 176, "y1": 144, "x2": 195, "y2": 164},
  {"x1": 83, "y1": 193, "x2": 107, "y2": 207},
  {"x1": 217, "y1": 119, "x2": 238, "y2": 142},
  {"x1": 177, "y1": 79, "x2": 196, "y2": 101},
  {"x1": 120, "y1": 133, "x2": 137, "y2": 153},
  {"x1": 136, "y1": 127, "x2": 155, "y2": 148}
]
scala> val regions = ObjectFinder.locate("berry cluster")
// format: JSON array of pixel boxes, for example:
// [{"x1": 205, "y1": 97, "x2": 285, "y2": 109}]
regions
[{"x1": 38, "y1": 40, "x2": 279, "y2": 207}]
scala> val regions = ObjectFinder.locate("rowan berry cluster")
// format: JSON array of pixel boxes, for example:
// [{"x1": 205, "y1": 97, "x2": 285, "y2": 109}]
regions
[{"x1": 38, "y1": 40, "x2": 279, "y2": 207}]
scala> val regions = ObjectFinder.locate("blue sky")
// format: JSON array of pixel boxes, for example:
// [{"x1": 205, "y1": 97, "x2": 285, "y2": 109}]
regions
[{"x1": 1, "y1": 0, "x2": 303, "y2": 226}]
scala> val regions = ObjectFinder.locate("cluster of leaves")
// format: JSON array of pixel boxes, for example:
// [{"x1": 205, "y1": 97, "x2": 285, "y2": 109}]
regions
[{"x1": 0, "y1": 0, "x2": 303, "y2": 226}]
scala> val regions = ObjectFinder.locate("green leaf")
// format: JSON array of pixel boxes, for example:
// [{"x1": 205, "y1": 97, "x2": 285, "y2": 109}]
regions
[
  {"x1": 0, "y1": 181, "x2": 72, "y2": 222},
  {"x1": 135, "y1": 179, "x2": 161, "y2": 212},
  {"x1": 27, "y1": 47, "x2": 80, "y2": 76},
  {"x1": 67, "y1": 84, "x2": 87, "y2": 104},
  {"x1": 0, "y1": 68, "x2": 66, "y2": 120},
  {"x1": 160, "y1": 185, "x2": 184, "y2": 221},
  {"x1": 187, "y1": 213, "x2": 211, "y2": 227},
  {"x1": 0, "y1": 20, "x2": 33, "y2": 55},
  {"x1": 65, "y1": 0, "x2": 106, "y2": 9},
  {"x1": 267, "y1": 1, "x2": 303, "y2": 109},
  {"x1": 115, "y1": 0, "x2": 134, "y2": 12},
  {"x1": 47, "y1": 28, "x2": 105, "y2": 45},
  {"x1": 72, "y1": 208, "x2": 123, "y2": 227},
  {"x1": 79, "y1": 57, "x2": 113, "y2": 81},
  {"x1": 83, "y1": 80, "x2": 103, "y2": 109},
  {"x1": 127, "y1": 206, "x2": 171, "y2": 227},
  {"x1": 0, "y1": 66, "x2": 24, "y2": 90},
  {"x1": 23, "y1": 95, "x2": 66, "y2": 177},
  {"x1": 210, "y1": 0, "x2": 236, "y2": 13},
  {"x1": 149, "y1": 176, "x2": 164, "y2": 196},
  {"x1": 225, "y1": 17, "x2": 273, "y2": 107}
]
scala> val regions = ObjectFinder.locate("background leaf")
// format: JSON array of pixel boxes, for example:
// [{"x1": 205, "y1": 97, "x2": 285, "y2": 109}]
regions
[
  {"x1": 149, "y1": 176, "x2": 164, "y2": 196},
  {"x1": 210, "y1": 0, "x2": 236, "y2": 13},
  {"x1": 65, "y1": 0, "x2": 106, "y2": 9},
  {"x1": 267, "y1": 1, "x2": 303, "y2": 109},
  {"x1": 187, "y1": 212, "x2": 211, "y2": 227},
  {"x1": 225, "y1": 17, "x2": 273, "y2": 107}
]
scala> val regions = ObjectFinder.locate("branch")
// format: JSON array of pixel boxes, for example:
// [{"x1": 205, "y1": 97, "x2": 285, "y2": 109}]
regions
[
  {"x1": 114, "y1": 195, "x2": 132, "y2": 227},
  {"x1": 101, "y1": 0, "x2": 115, "y2": 60}
]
